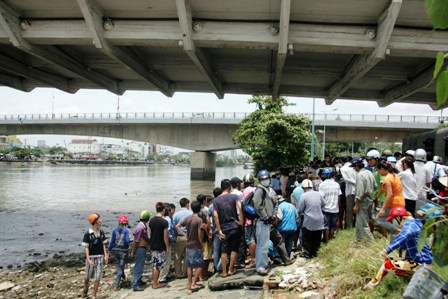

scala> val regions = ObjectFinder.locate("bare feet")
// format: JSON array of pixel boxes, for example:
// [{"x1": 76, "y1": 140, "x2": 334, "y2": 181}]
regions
[{"x1": 152, "y1": 282, "x2": 167, "y2": 289}]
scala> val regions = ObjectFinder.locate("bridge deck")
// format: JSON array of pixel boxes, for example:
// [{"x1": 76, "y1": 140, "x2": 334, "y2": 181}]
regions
[
  {"x1": 0, "y1": 1, "x2": 446, "y2": 108},
  {"x1": 0, "y1": 112, "x2": 439, "y2": 130}
]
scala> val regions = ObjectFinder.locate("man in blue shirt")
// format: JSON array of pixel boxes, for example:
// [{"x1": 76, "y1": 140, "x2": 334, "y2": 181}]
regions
[
  {"x1": 363, "y1": 207, "x2": 433, "y2": 290},
  {"x1": 172, "y1": 197, "x2": 192, "y2": 278}
]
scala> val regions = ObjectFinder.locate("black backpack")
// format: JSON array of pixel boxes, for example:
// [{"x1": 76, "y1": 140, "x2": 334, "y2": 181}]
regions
[
  {"x1": 432, "y1": 164, "x2": 444, "y2": 191},
  {"x1": 242, "y1": 188, "x2": 267, "y2": 220}
]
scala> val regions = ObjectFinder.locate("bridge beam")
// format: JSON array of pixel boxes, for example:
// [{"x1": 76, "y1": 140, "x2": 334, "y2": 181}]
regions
[
  {"x1": 325, "y1": 0, "x2": 402, "y2": 105},
  {"x1": 77, "y1": 0, "x2": 174, "y2": 97},
  {"x1": 175, "y1": 0, "x2": 224, "y2": 99},
  {"x1": 191, "y1": 151, "x2": 216, "y2": 181},
  {"x1": 0, "y1": 1, "x2": 121, "y2": 94},
  {"x1": 271, "y1": 0, "x2": 291, "y2": 100}
]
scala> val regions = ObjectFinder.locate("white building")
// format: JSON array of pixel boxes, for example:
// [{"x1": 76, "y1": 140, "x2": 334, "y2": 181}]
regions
[
  {"x1": 67, "y1": 139, "x2": 101, "y2": 156},
  {"x1": 37, "y1": 140, "x2": 46, "y2": 148}
]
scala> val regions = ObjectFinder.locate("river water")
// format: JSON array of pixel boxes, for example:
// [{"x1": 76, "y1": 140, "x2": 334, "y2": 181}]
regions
[{"x1": 0, "y1": 163, "x2": 249, "y2": 268}]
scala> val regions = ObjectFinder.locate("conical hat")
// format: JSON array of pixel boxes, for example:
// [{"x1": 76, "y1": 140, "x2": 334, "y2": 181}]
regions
[{"x1": 438, "y1": 176, "x2": 448, "y2": 187}]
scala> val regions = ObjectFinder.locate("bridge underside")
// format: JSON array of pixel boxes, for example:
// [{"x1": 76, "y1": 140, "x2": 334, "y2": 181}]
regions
[
  {"x1": 0, "y1": 1, "x2": 446, "y2": 108},
  {"x1": 0, "y1": 123, "x2": 429, "y2": 151}
]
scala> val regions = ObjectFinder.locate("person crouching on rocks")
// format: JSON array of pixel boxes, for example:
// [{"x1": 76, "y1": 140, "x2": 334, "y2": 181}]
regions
[
  {"x1": 82, "y1": 213, "x2": 108, "y2": 299},
  {"x1": 108, "y1": 215, "x2": 132, "y2": 291}
]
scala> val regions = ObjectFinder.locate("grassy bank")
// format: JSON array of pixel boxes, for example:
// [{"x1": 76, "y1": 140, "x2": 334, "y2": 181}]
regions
[{"x1": 314, "y1": 229, "x2": 448, "y2": 299}]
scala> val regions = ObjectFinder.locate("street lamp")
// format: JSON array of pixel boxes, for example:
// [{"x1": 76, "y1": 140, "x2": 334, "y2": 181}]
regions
[
  {"x1": 311, "y1": 98, "x2": 316, "y2": 161},
  {"x1": 321, "y1": 107, "x2": 338, "y2": 159}
]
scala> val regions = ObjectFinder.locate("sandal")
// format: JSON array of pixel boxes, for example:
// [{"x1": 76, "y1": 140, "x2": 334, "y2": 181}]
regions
[
  {"x1": 257, "y1": 269, "x2": 269, "y2": 276},
  {"x1": 190, "y1": 285, "x2": 202, "y2": 292},
  {"x1": 227, "y1": 270, "x2": 236, "y2": 276}
]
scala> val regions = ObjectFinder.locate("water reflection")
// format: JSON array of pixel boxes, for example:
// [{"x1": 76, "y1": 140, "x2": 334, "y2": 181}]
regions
[{"x1": 0, "y1": 164, "x2": 251, "y2": 212}]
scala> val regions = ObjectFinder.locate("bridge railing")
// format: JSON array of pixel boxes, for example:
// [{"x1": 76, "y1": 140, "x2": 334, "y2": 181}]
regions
[{"x1": 0, "y1": 112, "x2": 442, "y2": 124}]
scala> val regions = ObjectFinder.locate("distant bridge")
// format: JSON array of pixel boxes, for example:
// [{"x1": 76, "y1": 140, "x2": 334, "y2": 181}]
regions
[{"x1": 0, "y1": 112, "x2": 439, "y2": 151}]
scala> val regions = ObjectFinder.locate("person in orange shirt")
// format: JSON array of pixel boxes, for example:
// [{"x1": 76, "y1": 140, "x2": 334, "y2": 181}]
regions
[{"x1": 376, "y1": 160, "x2": 405, "y2": 236}]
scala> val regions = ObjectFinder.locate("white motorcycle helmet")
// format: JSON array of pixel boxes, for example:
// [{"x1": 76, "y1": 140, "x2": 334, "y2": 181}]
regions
[
  {"x1": 414, "y1": 148, "x2": 427, "y2": 162},
  {"x1": 366, "y1": 149, "x2": 381, "y2": 159},
  {"x1": 433, "y1": 156, "x2": 443, "y2": 164}
]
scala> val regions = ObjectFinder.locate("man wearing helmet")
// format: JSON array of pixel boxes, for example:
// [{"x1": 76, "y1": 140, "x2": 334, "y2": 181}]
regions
[
  {"x1": 297, "y1": 179, "x2": 325, "y2": 258},
  {"x1": 366, "y1": 149, "x2": 387, "y2": 237},
  {"x1": 108, "y1": 215, "x2": 131, "y2": 291},
  {"x1": 131, "y1": 210, "x2": 151, "y2": 291},
  {"x1": 82, "y1": 213, "x2": 108, "y2": 298},
  {"x1": 425, "y1": 154, "x2": 446, "y2": 198},
  {"x1": 351, "y1": 156, "x2": 376, "y2": 242},
  {"x1": 254, "y1": 170, "x2": 293, "y2": 275},
  {"x1": 363, "y1": 207, "x2": 433, "y2": 290},
  {"x1": 319, "y1": 167, "x2": 341, "y2": 243},
  {"x1": 413, "y1": 149, "x2": 432, "y2": 207}
]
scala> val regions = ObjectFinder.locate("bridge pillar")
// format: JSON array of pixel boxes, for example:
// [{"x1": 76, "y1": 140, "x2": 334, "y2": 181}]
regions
[{"x1": 191, "y1": 151, "x2": 216, "y2": 181}]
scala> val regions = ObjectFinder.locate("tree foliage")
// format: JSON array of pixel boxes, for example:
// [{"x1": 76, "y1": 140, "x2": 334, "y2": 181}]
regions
[
  {"x1": 425, "y1": 0, "x2": 448, "y2": 106},
  {"x1": 233, "y1": 95, "x2": 311, "y2": 170}
]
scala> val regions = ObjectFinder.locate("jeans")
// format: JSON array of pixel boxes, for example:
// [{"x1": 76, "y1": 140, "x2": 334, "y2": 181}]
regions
[
  {"x1": 132, "y1": 247, "x2": 146, "y2": 289},
  {"x1": 112, "y1": 251, "x2": 128, "y2": 287},
  {"x1": 255, "y1": 220, "x2": 271, "y2": 271},
  {"x1": 213, "y1": 232, "x2": 222, "y2": 271},
  {"x1": 280, "y1": 230, "x2": 295, "y2": 259}
]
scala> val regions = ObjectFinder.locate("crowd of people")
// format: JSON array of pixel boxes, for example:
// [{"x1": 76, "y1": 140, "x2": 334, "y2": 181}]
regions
[{"x1": 80, "y1": 147, "x2": 447, "y2": 298}]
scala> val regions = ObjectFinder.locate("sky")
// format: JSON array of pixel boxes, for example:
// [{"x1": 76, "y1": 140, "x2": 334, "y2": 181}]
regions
[{"x1": 0, "y1": 86, "x2": 444, "y2": 148}]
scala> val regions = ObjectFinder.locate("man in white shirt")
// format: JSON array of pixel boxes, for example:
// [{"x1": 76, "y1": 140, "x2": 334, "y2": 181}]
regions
[
  {"x1": 413, "y1": 149, "x2": 432, "y2": 209},
  {"x1": 340, "y1": 156, "x2": 357, "y2": 229}
]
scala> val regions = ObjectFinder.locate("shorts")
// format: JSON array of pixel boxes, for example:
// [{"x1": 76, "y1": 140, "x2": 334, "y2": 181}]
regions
[
  {"x1": 186, "y1": 248, "x2": 204, "y2": 268},
  {"x1": 84, "y1": 255, "x2": 104, "y2": 281},
  {"x1": 220, "y1": 228, "x2": 240, "y2": 253},
  {"x1": 245, "y1": 225, "x2": 256, "y2": 245},
  {"x1": 323, "y1": 212, "x2": 338, "y2": 229},
  {"x1": 202, "y1": 239, "x2": 213, "y2": 260},
  {"x1": 151, "y1": 250, "x2": 166, "y2": 271}
]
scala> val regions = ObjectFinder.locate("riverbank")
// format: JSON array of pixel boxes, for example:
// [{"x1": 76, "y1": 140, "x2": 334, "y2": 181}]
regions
[{"x1": 0, "y1": 160, "x2": 190, "y2": 166}]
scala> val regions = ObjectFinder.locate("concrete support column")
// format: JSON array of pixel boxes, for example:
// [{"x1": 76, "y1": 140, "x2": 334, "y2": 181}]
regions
[{"x1": 191, "y1": 151, "x2": 216, "y2": 181}]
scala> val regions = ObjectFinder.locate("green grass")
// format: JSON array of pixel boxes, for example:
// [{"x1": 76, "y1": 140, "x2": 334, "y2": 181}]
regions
[{"x1": 313, "y1": 229, "x2": 448, "y2": 299}]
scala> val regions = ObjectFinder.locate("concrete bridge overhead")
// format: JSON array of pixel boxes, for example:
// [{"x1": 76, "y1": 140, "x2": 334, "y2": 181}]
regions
[
  {"x1": 0, "y1": 112, "x2": 439, "y2": 151},
  {"x1": 0, "y1": 1, "x2": 446, "y2": 108}
]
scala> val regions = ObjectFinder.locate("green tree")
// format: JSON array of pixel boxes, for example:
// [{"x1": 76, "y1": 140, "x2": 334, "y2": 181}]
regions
[
  {"x1": 233, "y1": 95, "x2": 311, "y2": 170},
  {"x1": 425, "y1": 0, "x2": 448, "y2": 105}
]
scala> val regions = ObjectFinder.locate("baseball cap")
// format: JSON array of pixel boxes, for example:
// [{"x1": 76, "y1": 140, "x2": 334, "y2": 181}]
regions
[
  {"x1": 386, "y1": 156, "x2": 397, "y2": 163},
  {"x1": 301, "y1": 179, "x2": 313, "y2": 188},
  {"x1": 350, "y1": 156, "x2": 363, "y2": 167},
  {"x1": 278, "y1": 195, "x2": 286, "y2": 202}
]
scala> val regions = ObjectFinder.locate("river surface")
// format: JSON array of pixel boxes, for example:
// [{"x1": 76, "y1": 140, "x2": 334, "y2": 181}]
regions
[{"x1": 0, "y1": 163, "x2": 249, "y2": 268}]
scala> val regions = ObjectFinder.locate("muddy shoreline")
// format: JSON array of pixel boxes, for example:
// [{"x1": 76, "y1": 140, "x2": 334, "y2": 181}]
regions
[{"x1": 0, "y1": 210, "x2": 141, "y2": 270}]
